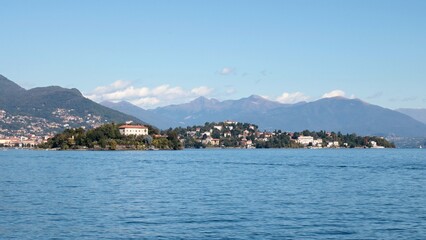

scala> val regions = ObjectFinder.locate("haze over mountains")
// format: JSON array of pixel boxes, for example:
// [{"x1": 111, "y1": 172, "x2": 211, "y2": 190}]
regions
[
  {"x1": 102, "y1": 95, "x2": 426, "y2": 137},
  {"x1": 396, "y1": 108, "x2": 426, "y2": 125}
]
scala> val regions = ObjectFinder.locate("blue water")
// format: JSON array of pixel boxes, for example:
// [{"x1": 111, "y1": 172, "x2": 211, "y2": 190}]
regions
[{"x1": 0, "y1": 149, "x2": 425, "y2": 239}]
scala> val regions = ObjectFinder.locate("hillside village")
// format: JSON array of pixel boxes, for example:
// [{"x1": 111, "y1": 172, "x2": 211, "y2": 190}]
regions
[
  {"x1": 0, "y1": 108, "x2": 108, "y2": 147},
  {"x1": 0, "y1": 74, "x2": 424, "y2": 149},
  {"x1": 0, "y1": 107, "x2": 394, "y2": 149},
  {"x1": 173, "y1": 121, "x2": 393, "y2": 149}
]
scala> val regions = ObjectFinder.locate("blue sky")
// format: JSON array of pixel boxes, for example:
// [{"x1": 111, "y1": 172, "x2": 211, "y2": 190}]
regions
[{"x1": 1, "y1": 0, "x2": 425, "y2": 109}]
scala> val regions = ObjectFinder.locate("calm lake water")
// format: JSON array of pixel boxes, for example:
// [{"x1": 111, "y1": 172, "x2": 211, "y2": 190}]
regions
[{"x1": 0, "y1": 149, "x2": 425, "y2": 239}]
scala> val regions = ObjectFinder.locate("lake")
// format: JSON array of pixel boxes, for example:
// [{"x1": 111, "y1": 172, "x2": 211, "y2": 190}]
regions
[{"x1": 1, "y1": 149, "x2": 425, "y2": 239}]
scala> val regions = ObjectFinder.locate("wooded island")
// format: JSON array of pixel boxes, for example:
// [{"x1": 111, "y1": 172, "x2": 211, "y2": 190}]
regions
[{"x1": 39, "y1": 121, "x2": 395, "y2": 150}]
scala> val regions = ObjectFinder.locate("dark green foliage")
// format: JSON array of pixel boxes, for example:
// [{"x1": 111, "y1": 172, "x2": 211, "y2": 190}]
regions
[
  {"x1": 40, "y1": 123, "x2": 180, "y2": 150},
  {"x1": 40, "y1": 121, "x2": 395, "y2": 150},
  {"x1": 152, "y1": 138, "x2": 170, "y2": 149},
  {"x1": 212, "y1": 129, "x2": 221, "y2": 139},
  {"x1": 255, "y1": 134, "x2": 298, "y2": 148},
  {"x1": 165, "y1": 130, "x2": 183, "y2": 150}
]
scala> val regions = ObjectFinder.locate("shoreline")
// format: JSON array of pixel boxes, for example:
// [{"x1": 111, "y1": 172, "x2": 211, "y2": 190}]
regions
[{"x1": 1, "y1": 146, "x2": 400, "y2": 151}]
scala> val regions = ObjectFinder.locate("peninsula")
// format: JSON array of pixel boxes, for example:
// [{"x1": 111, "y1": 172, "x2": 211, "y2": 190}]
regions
[{"x1": 38, "y1": 121, "x2": 395, "y2": 150}]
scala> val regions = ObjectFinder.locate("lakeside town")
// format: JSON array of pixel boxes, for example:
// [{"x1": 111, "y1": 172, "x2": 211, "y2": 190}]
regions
[
  {"x1": 0, "y1": 108, "x2": 107, "y2": 148},
  {"x1": 0, "y1": 108, "x2": 396, "y2": 150},
  {"x1": 172, "y1": 121, "x2": 392, "y2": 149},
  {"x1": 31, "y1": 120, "x2": 394, "y2": 150},
  {"x1": 0, "y1": 107, "x2": 394, "y2": 150},
  {"x1": 0, "y1": 105, "x2": 396, "y2": 149}
]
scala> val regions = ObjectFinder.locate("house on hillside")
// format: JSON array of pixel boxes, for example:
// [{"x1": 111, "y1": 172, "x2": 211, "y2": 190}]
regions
[
  {"x1": 119, "y1": 124, "x2": 149, "y2": 136},
  {"x1": 313, "y1": 139, "x2": 323, "y2": 147},
  {"x1": 263, "y1": 132, "x2": 273, "y2": 138},
  {"x1": 225, "y1": 120, "x2": 238, "y2": 125},
  {"x1": 370, "y1": 141, "x2": 384, "y2": 148},
  {"x1": 213, "y1": 125, "x2": 223, "y2": 131},
  {"x1": 297, "y1": 136, "x2": 314, "y2": 146},
  {"x1": 211, "y1": 138, "x2": 220, "y2": 146},
  {"x1": 327, "y1": 141, "x2": 340, "y2": 148},
  {"x1": 240, "y1": 138, "x2": 254, "y2": 148},
  {"x1": 202, "y1": 137, "x2": 220, "y2": 146}
]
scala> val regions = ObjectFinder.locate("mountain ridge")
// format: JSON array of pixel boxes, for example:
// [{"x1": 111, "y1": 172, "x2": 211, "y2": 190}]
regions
[
  {"x1": 396, "y1": 108, "x2": 426, "y2": 125},
  {"x1": 100, "y1": 100, "x2": 176, "y2": 129},
  {"x1": 107, "y1": 95, "x2": 426, "y2": 137},
  {"x1": 3, "y1": 74, "x2": 426, "y2": 138},
  {"x1": 0, "y1": 75, "x2": 142, "y2": 135}
]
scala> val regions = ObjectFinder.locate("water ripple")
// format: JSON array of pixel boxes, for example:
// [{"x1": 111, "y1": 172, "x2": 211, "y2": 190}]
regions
[{"x1": 0, "y1": 149, "x2": 425, "y2": 239}]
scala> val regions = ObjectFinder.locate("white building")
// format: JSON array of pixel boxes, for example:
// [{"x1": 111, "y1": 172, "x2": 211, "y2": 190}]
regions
[
  {"x1": 313, "y1": 138, "x2": 323, "y2": 147},
  {"x1": 297, "y1": 136, "x2": 314, "y2": 145},
  {"x1": 327, "y1": 141, "x2": 340, "y2": 148},
  {"x1": 213, "y1": 125, "x2": 223, "y2": 131},
  {"x1": 370, "y1": 141, "x2": 384, "y2": 148},
  {"x1": 202, "y1": 136, "x2": 220, "y2": 146},
  {"x1": 119, "y1": 125, "x2": 149, "y2": 136},
  {"x1": 202, "y1": 131, "x2": 211, "y2": 137}
]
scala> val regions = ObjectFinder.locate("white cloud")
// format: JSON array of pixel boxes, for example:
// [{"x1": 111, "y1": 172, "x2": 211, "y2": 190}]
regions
[
  {"x1": 219, "y1": 67, "x2": 234, "y2": 75},
  {"x1": 276, "y1": 92, "x2": 309, "y2": 104},
  {"x1": 93, "y1": 80, "x2": 131, "y2": 94},
  {"x1": 102, "y1": 86, "x2": 150, "y2": 101},
  {"x1": 152, "y1": 85, "x2": 184, "y2": 96},
  {"x1": 191, "y1": 86, "x2": 213, "y2": 96},
  {"x1": 152, "y1": 85, "x2": 187, "y2": 100},
  {"x1": 130, "y1": 97, "x2": 161, "y2": 107},
  {"x1": 322, "y1": 90, "x2": 346, "y2": 98},
  {"x1": 85, "y1": 80, "x2": 215, "y2": 108}
]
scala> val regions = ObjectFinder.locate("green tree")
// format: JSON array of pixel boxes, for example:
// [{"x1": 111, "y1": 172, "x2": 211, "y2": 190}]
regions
[
  {"x1": 98, "y1": 138, "x2": 107, "y2": 149},
  {"x1": 109, "y1": 139, "x2": 117, "y2": 150}
]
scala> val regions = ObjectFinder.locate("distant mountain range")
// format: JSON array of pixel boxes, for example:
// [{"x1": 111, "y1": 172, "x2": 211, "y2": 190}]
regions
[
  {"x1": 100, "y1": 100, "x2": 179, "y2": 128},
  {"x1": 102, "y1": 95, "x2": 426, "y2": 137},
  {"x1": 0, "y1": 74, "x2": 141, "y2": 133},
  {"x1": 2, "y1": 73, "x2": 426, "y2": 138},
  {"x1": 395, "y1": 108, "x2": 426, "y2": 125}
]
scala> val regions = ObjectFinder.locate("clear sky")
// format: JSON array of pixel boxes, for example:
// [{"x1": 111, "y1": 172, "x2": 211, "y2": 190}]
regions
[{"x1": 1, "y1": 0, "x2": 425, "y2": 109}]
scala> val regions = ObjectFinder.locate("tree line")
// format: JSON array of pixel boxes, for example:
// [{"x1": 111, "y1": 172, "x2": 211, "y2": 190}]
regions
[
  {"x1": 39, "y1": 123, "x2": 182, "y2": 150},
  {"x1": 39, "y1": 122, "x2": 395, "y2": 150}
]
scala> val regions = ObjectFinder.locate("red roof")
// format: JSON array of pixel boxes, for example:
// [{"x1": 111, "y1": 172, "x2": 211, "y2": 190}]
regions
[{"x1": 118, "y1": 125, "x2": 148, "y2": 129}]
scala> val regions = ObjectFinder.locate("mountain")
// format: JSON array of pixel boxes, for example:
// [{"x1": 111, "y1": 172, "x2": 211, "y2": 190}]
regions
[
  {"x1": 5, "y1": 73, "x2": 424, "y2": 138},
  {"x1": 262, "y1": 97, "x2": 426, "y2": 137},
  {"x1": 150, "y1": 95, "x2": 286, "y2": 126},
  {"x1": 100, "y1": 101, "x2": 177, "y2": 129},
  {"x1": 0, "y1": 74, "x2": 26, "y2": 108},
  {"x1": 144, "y1": 96, "x2": 426, "y2": 137},
  {"x1": 0, "y1": 74, "x2": 141, "y2": 134},
  {"x1": 396, "y1": 108, "x2": 426, "y2": 125}
]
